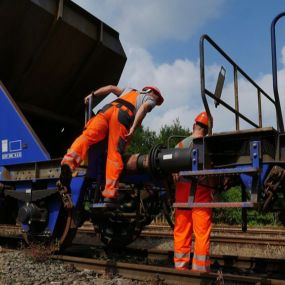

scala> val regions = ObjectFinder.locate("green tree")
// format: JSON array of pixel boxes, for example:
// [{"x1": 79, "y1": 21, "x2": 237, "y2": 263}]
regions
[
  {"x1": 156, "y1": 118, "x2": 191, "y2": 148},
  {"x1": 213, "y1": 187, "x2": 243, "y2": 224},
  {"x1": 126, "y1": 126, "x2": 157, "y2": 154},
  {"x1": 213, "y1": 186, "x2": 280, "y2": 226},
  {"x1": 126, "y1": 118, "x2": 191, "y2": 154}
]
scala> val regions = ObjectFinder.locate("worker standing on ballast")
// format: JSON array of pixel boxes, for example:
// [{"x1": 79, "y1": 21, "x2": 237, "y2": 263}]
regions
[
  {"x1": 59, "y1": 85, "x2": 164, "y2": 206},
  {"x1": 173, "y1": 111, "x2": 216, "y2": 272}
]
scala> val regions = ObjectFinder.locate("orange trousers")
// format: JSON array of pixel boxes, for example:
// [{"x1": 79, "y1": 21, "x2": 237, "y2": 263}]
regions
[
  {"x1": 174, "y1": 181, "x2": 212, "y2": 272},
  {"x1": 61, "y1": 104, "x2": 131, "y2": 198}
]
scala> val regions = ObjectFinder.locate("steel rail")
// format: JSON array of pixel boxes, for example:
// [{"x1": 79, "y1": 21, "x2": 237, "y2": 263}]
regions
[
  {"x1": 53, "y1": 254, "x2": 284, "y2": 285},
  {"x1": 144, "y1": 224, "x2": 285, "y2": 235},
  {"x1": 1, "y1": 233, "x2": 285, "y2": 284},
  {"x1": 140, "y1": 231, "x2": 285, "y2": 246},
  {"x1": 2, "y1": 224, "x2": 285, "y2": 246}
]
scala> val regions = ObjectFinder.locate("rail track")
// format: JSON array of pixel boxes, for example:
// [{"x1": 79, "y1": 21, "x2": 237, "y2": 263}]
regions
[
  {"x1": 74, "y1": 223, "x2": 285, "y2": 258},
  {"x1": 2, "y1": 223, "x2": 285, "y2": 248},
  {"x1": 2, "y1": 245, "x2": 284, "y2": 285},
  {"x1": 55, "y1": 243, "x2": 285, "y2": 284},
  {"x1": 52, "y1": 253, "x2": 285, "y2": 285},
  {"x1": 141, "y1": 225, "x2": 285, "y2": 246},
  {"x1": 1, "y1": 224, "x2": 285, "y2": 284},
  {"x1": 2, "y1": 222, "x2": 284, "y2": 245}
]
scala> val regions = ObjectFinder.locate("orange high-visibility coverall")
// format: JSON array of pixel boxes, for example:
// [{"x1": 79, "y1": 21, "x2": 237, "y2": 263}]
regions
[
  {"x1": 173, "y1": 136, "x2": 213, "y2": 272},
  {"x1": 61, "y1": 90, "x2": 139, "y2": 199},
  {"x1": 174, "y1": 181, "x2": 212, "y2": 272}
]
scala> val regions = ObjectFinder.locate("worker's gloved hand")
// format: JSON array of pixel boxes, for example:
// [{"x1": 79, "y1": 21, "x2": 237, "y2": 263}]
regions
[{"x1": 59, "y1": 164, "x2": 72, "y2": 188}]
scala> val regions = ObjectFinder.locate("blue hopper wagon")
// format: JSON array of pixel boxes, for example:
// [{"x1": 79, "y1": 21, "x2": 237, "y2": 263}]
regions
[{"x1": 1, "y1": 0, "x2": 285, "y2": 248}]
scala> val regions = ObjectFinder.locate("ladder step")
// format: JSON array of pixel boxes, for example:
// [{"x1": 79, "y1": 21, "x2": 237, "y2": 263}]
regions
[
  {"x1": 173, "y1": 201, "x2": 255, "y2": 208},
  {"x1": 180, "y1": 167, "x2": 259, "y2": 177},
  {"x1": 91, "y1": 202, "x2": 119, "y2": 209}
]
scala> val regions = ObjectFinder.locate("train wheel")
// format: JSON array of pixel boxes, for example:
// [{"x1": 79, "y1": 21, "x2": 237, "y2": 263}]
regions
[
  {"x1": 99, "y1": 219, "x2": 143, "y2": 247},
  {"x1": 162, "y1": 180, "x2": 175, "y2": 229},
  {"x1": 22, "y1": 194, "x2": 77, "y2": 249},
  {"x1": 96, "y1": 184, "x2": 168, "y2": 247},
  {"x1": 162, "y1": 196, "x2": 174, "y2": 229},
  {"x1": 53, "y1": 206, "x2": 77, "y2": 248},
  {"x1": 22, "y1": 209, "x2": 77, "y2": 249}
]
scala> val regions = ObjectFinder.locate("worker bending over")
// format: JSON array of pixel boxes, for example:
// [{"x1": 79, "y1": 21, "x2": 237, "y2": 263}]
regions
[{"x1": 60, "y1": 85, "x2": 164, "y2": 205}]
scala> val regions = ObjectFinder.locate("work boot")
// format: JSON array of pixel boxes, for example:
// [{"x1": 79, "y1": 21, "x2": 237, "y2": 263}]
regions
[{"x1": 59, "y1": 164, "x2": 72, "y2": 188}]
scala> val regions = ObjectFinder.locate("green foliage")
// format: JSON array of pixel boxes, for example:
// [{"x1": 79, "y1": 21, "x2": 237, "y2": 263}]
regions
[
  {"x1": 247, "y1": 210, "x2": 279, "y2": 226},
  {"x1": 126, "y1": 126, "x2": 157, "y2": 154},
  {"x1": 156, "y1": 118, "x2": 191, "y2": 148},
  {"x1": 213, "y1": 187, "x2": 242, "y2": 224},
  {"x1": 126, "y1": 118, "x2": 190, "y2": 154},
  {"x1": 213, "y1": 187, "x2": 280, "y2": 226}
]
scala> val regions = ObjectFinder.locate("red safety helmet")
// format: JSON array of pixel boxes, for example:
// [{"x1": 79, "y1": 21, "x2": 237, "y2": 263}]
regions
[
  {"x1": 142, "y1": 86, "x2": 164, "y2": 105},
  {"x1": 195, "y1": 111, "x2": 208, "y2": 127}
]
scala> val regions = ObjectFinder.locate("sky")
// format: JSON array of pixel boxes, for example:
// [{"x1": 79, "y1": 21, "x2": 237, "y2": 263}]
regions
[{"x1": 72, "y1": 0, "x2": 285, "y2": 133}]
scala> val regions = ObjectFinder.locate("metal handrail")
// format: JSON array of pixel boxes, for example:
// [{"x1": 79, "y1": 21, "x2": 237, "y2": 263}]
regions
[
  {"x1": 200, "y1": 34, "x2": 278, "y2": 135},
  {"x1": 271, "y1": 12, "x2": 285, "y2": 132},
  {"x1": 84, "y1": 93, "x2": 94, "y2": 124}
]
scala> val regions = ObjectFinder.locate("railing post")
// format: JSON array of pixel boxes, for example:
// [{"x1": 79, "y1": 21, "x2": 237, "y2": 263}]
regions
[
  {"x1": 271, "y1": 12, "x2": 285, "y2": 132},
  {"x1": 233, "y1": 66, "x2": 239, "y2": 130},
  {"x1": 257, "y1": 89, "x2": 262, "y2": 128},
  {"x1": 84, "y1": 95, "x2": 93, "y2": 124},
  {"x1": 200, "y1": 35, "x2": 213, "y2": 135}
]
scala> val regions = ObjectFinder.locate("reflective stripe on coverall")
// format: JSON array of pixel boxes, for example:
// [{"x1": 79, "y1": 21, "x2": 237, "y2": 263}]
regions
[{"x1": 61, "y1": 90, "x2": 139, "y2": 198}]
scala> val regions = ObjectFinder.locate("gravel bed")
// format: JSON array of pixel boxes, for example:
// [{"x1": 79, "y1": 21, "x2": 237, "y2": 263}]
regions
[{"x1": 0, "y1": 249, "x2": 159, "y2": 285}]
